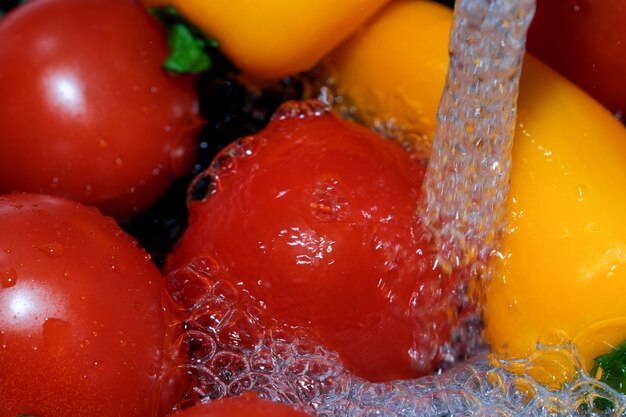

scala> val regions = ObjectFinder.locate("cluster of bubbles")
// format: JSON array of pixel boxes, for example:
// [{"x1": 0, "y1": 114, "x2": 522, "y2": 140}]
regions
[
  {"x1": 156, "y1": 0, "x2": 626, "y2": 415},
  {"x1": 159, "y1": 257, "x2": 625, "y2": 416},
  {"x1": 420, "y1": 0, "x2": 536, "y2": 276}
]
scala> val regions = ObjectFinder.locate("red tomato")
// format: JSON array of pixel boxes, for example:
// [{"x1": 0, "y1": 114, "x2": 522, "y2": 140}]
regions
[
  {"x1": 527, "y1": 0, "x2": 626, "y2": 119},
  {"x1": 0, "y1": 0, "x2": 202, "y2": 219},
  {"x1": 0, "y1": 193, "x2": 166, "y2": 417},
  {"x1": 166, "y1": 101, "x2": 464, "y2": 382},
  {"x1": 171, "y1": 395, "x2": 313, "y2": 417}
]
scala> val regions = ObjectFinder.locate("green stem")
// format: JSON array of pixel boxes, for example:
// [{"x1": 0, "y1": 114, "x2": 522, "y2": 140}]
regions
[{"x1": 149, "y1": 6, "x2": 218, "y2": 74}]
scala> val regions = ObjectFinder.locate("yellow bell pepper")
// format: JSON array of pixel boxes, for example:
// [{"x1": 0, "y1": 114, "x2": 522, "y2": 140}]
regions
[
  {"x1": 325, "y1": 0, "x2": 626, "y2": 371},
  {"x1": 325, "y1": 0, "x2": 450, "y2": 149},
  {"x1": 143, "y1": 0, "x2": 391, "y2": 80}
]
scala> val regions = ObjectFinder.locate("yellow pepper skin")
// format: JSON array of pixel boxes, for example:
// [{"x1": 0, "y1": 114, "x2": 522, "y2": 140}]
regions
[
  {"x1": 144, "y1": 0, "x2": 390, "y2": 80},
  {"x1": 326, "y1": 0, "x2": 626, "y2": 366},
  {"x1": 488, "y1": 57, "x2": 626, "y2": 361},
  {"x1": 326, "y1": 1, "x2": 450, "y2": 149}
]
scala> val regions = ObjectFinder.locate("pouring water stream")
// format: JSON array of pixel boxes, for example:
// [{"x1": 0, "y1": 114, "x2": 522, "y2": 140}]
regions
[{"x1": 160, "y1": 0, "x2": 626, "y2": 415}]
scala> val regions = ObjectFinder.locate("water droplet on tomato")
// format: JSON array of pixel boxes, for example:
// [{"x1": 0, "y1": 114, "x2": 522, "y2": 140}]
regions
[
  {"x1": 175, "y1": 330, "x2": 217, "y2": 364},
  {"x1": 114, "y1": 157, "x2": 124, "y2": 168},
  {"x1": 93, "y1": 360, "x2": 106, "y2": 371},
  {"x1": 1, "y1": 268, "x2": 17, "y2": 288},
  {"x1": 110, "y1": 257, "x2": 126, "y2": 273},
  {"x1": 236, "y1": 135, "x2": 266, "y2": 158},
  {"x1": 38, "y1": 242, "x2": 65, "y2": 258},
  {"x1": 42, "y1": 317, "x2": 71, "y2": 355},
  {"x1": 274, "y1": 99, "x2": 330, "y2": 121},
  {"x1": 309, "y1": 178, "x2": 350, "y2": 222},
  {"x1": 212, "y1": 153, "x2": 238, "y2": 177},
  {"x1": 563, "y1": 0, "x2": 591, "y2": 22},
  {"x1": 134, "y1": 301, "x2": 145, "y2": 314},
  {"x1": 98, "y1": 138, "x2": 108, "y2": 149},
  {"x1": 189, "y1": 173, "x2": 219, "y2": 202},
  {"x1": 165, "y1": 258, "x2": 217, "y2": 309}
]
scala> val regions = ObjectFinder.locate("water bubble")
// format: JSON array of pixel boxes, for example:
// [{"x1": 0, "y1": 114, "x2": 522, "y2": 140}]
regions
[
  {"x1": 236, "y1": 135, "x2": 266, "y2": 158},
  {"x1": 274, "y1": 100, "x2": 330, "y2": 121},
  {"x1": 42, "y1": 317, "x2": 71, "y2": 355},
  {"x1": 189, "y1": 173, "x2": 219, "y2": 202},
  {"x1": 1, "y1": 268, "x2": 17, "y2": 288},
  {"x1": 110, "y1": 257, "x2": 126, "y2": 274},
  {"x1": 37, "y1": 242, "x2": 65, "y2": 258},
  {"x1": 575, "y1": 184, "x2": 587, "y2": 203},
  {"x1": 161, "y1": 259, "x2": 626, "y2": 416},
  {"x1": 310, "y1": 178, "x2": 350, "y2": 222}
]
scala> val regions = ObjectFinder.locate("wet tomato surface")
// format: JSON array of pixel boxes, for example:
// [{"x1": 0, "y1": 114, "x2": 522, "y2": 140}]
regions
[
  {"x1": 170, "y1": 395, "x2": 314, "y2": 417},
  {"x1": 528, "y1": 0, "x2": 626, "y2": 119},
  {"x1": 166, "y1": 101, "x2": 465, "y2": 382},
  {"x1": 0, "y1": 194, "x2": 166, "y2": 417},
  {"x1": 0, "y1": 0, "x2": 201, "y2": 219}
]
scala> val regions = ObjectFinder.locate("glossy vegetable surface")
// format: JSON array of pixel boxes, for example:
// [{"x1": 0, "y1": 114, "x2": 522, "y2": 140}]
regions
[
  {"x1": 0, "y1": 194, "x2": 166, "y2": 417},
  {"x1": 527, "y1": 0, "x2": 626, "y2": 119},
  {"x1": 166, "y1": 100, "x2": 466, "y2": 382},
  {"x1": 325, "y1": 0, "x2": 626, "y2": 364},
  {"x1": 171, "y1": 395, "x2": 314, "y2": 417},
  {"x1": 326, "y1": 0, "x2": 451, "y2": 151},
  {"x1": 0, "y1": 0, "x2": 201, "y2": 219},
  {"x1": 142, "y1": 0, "x2": 391, "y2": 79}
]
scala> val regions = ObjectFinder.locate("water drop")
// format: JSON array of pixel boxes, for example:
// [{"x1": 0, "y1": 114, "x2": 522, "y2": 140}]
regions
[
  {"x1": 189, "y1": 173, "x2": 219, "y2": 202},
  {"x1": 38, "y1": 242, "x2": 65, "y2": 258},
  {"x1": 575, "y1": 184, "x2": 587, "y2": 203},
  {"x1": 274, "y1": 99, "x2": 330, "y2": 121},
  {"x1": 110, "y1": 257, "x2": 126, "y2": 274},
  {"x1": 42, "y1": 317, "x2": 71, "y2": 355},
  {"x1": 1, "y1": 268, "x2": 17, "y2": 288},
  {"x1": 309, "y1": 178, "x2": 349, "y2": 222}
]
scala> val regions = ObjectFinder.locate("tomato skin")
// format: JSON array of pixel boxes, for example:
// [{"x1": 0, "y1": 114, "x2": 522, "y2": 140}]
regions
[
  {"x1": 167, "y1": 101, "x2": 464, "y2": 382},
  {"x1": 0, "y1": 194, "x2": 166, "y2": 417},
  {"x1": 0, "y1": 0, "x2": 201, "y2": 219},
  {"x1": 527, "y1": 0, "x2": 626, "y2": 118},
  {"x1": 171, "y1": 395, "x2": 313, "y2": 417}
]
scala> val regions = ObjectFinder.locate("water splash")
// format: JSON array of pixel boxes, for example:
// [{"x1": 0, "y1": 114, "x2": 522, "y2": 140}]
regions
[
  {"x1": 160, "y1": 257, "x2": 625, "y2": 416},
  {"x1": 156, "y1": 0, "x2": 626, "y2": 415},
  {"x1": 419, "y1": 0, "x2": 535, "y2": 276}
]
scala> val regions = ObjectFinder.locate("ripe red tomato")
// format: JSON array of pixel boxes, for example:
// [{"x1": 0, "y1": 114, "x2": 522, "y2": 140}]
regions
[
  {"x1": 527, "y1": 0, "x2": 626, "y2": 119},
  {"x1": 166, "y1": 101, "x2": 464, "y2": 382},
  {"x1": 0, "y1": 0, "x2": 202, "y2": 219},
  {"x1": 0, "y1": 193, "x2": 166, "y2": 417},
  {"x1": 170, "y1": 395, "x2": 313, "y2": 417}
]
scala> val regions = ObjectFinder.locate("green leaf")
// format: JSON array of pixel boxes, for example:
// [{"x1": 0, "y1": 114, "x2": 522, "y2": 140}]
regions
[
  {"x1": 149, "y1": 6, "x2": 218, "y2": 74},
  {"x1": 591, "y1": 338, "x2": 626, "y2": 395},
  {"x1": 163, "y1": 23, "x2": 211, "y2": 73}
]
